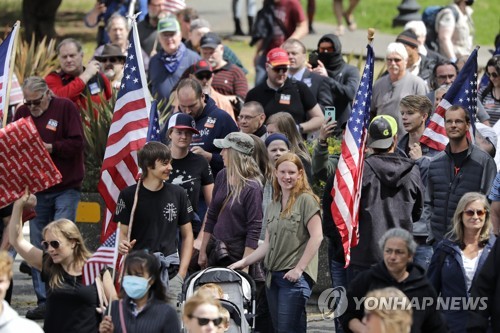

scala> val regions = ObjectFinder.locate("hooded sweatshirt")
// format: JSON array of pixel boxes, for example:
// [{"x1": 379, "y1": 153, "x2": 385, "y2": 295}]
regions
[
  {"x1": 342, "y1": 262, "x2": 447, "y2": 333},
  {"x1": 350, "y1": 153, "x2": 424, "y2": 268},
  {"x1": 0, "y1": 301, "x2": 43, "y2": 332}
]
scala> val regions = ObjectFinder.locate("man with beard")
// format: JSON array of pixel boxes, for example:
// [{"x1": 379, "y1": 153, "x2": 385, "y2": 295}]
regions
[
  {"x1": 311, "y1": 34, "x2": 360, "y2": 126},
  {"x1": 371, "y1": 43, "x2": 428, "y2": 137},
  {"x1": 95, "y1": 44, "x2": 126, "y2": 90}
]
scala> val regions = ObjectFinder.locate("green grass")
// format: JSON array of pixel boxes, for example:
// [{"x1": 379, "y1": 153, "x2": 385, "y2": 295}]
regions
[{"x1": 305, "y1": 0, "x2": 499, "y2": 45}]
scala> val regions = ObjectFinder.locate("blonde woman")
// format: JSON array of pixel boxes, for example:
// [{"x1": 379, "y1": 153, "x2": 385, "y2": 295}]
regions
[
  {"x1": 230, "y1": 153, "x2": 323, "y2": 332},
  {"x1": 363, "y1": 287, "x2": 412, "y2": 333},
  {"x1": 8, "y1": 191, "x2": 116, "y2": 332},
  {"x1": 183, "y1": 291, "x2": 224, "y2": 333},
  {"x1": 198, "y1": 132, "x2": 263, "y2": 277},
  {"x1": 428, "y1": 192, "x2": 495, "y2": 333}
]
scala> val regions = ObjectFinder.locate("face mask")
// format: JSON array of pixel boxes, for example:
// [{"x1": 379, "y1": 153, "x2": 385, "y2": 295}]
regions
[
  {"x1": 465, "y1": 0, "x2": 474, "y2": 6},
  {"x1": 122, "y1": 275, "x2": 151, "y2": 299}
]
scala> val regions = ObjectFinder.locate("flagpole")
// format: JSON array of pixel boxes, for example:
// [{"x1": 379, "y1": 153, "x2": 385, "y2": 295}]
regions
[
  {"x1": 2, "y1": 21, "x2": 20, "y2": 128},
  {"x1": 108, "y1": 222, "x2": 121, "y2": 317}
]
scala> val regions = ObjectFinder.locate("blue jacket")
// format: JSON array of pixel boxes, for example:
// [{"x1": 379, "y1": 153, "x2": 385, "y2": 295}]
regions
[
  {"x1": 427, "y1": 236, "x2": 496, "y2": 333},
  {"x1": 191, "y1": 96, "x2": 238, "y2": 175}
]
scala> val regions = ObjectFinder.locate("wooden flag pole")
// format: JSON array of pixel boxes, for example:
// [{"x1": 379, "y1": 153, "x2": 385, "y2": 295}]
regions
[{"x1": 2, "y1": 21, "x2": 20, "y2": 128}]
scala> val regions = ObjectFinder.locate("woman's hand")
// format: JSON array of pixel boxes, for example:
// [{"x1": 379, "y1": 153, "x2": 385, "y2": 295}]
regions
[
  {"x1": 99, "y1": 316, "x2": 114, "y2": 333},
  {"x1": 198, "y1": 250, "x2": 208, "y2": 269},
  {"x1": 283, "y1": 267, "x2": 303, "y2": 283},
  {"x1": 14, "y1": 187, "x2": 37, "y2": 210},
  {"x1": 118, "y1": 239, "x2": 136, "y2": 255},
  {"x1": 319, "y1": 119, "x2": 337, "y2": 141},
  {"x1": 228, "y1": 259, "x2": 246, "y2": 271}
]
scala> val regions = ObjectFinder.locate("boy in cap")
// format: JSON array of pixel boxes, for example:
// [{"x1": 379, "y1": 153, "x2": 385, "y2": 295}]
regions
[
  {"x1": 245, "y1": 48, "x2": 323, "y2": 134},
  {"x1": 348, "y1": 115, "x2": 423, "y2": 281}
]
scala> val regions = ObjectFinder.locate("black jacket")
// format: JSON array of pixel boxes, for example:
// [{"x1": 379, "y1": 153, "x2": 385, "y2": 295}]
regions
[
  {"x1": 424, "y1": 143, "x2": 496, "y2": 244},
  {"x1": 350, "y1": 153, "x2": 424, "y2": 267},
  {"x1": 342, "y1": 262, "x2": 447, "y2": 333},
  {"x1": 300, "y1": 69, "x2": 334, "y2": 110}
]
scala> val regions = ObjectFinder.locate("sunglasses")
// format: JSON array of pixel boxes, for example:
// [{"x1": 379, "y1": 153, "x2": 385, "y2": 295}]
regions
[
  {"x1": 487, "y1": 72, "x2": 499, "y2": 79},
  {"x1": 386, "y1": 58, "x2": 403, "y2": 63},
  {"x1": 41, "y1": 240, "x2": 61, "y2": 250},
  {"x1": 189, "y1": 315, "x2": 223, "y2": 326},
  {"x1": 271, "y1": 66, "x2": 288, "y2": 74},
  {"x1": 102, "y1": 57, "x2": 122, "y2": 64},
  {"x1": 24, "y1": 93, "x2": 46, "y2": 107},
  {"x1": 195, "y1": 72, "x2": 212, "y2": 81},
  {"x1": 463, "y1": 209, "x2": 487, "y2": 217}
]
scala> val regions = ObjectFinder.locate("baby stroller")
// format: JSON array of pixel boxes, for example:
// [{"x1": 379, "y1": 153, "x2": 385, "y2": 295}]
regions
[{"x1": 181, "y1": 267, "x2": 256, "y2": 333}]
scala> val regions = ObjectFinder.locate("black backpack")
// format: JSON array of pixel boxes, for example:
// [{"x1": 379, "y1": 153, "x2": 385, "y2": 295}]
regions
[{"x1": 422, "y1": 5, "x2": 460, "y2": 52}]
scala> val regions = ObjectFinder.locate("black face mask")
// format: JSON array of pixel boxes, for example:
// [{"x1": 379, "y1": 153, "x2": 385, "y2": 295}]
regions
[{"x1": 465, "y1": 0, "x2": 474, "y2": 6}]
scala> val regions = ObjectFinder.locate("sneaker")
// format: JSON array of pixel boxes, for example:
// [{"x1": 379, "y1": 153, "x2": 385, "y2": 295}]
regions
[
  {"x1": 25, "y1": 304, "x2": 46, "y2": 320},
  {"x1": 19, "y1": 260, "x2": 32, "y2": 276}
]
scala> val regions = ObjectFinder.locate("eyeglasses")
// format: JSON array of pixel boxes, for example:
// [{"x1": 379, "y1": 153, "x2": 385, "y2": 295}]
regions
[
  {"x1": 487, "y1": 72, "x2": 499, "y2": 79},
  {"x1": 463, "y1": 209, "x2": 487, "y2": 217},
  {"x1": 386, "y1": 58, "x2": 403, "y2": 63},
  {"x1": 238, "y1": 114, "x2": 259, "y2": 121},
  {"x1": 41, "y1": 240, "x2": 61, "y2": 250},
  {"x1": 271, "y1": 66, "x2": 288, "y2": 74},
  {"x1": 437, "y1": 74, "x2": 456, "y2": 80},
  {"x1": 195, "y1": 72, "x2": 212, "y2": 81},
  {"x1": 102, "y1": 57, "x2": 121, "y2": 64},
  {"x1": 24, "y1": 93, "x2": 46, "y2": 107},
  {"x1": 189, "y1": 315, "x2": 223, "y2": 326}
]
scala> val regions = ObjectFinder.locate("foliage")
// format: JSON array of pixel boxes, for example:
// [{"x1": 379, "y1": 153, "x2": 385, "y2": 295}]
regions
[
  {"x1": 15, "y1": 36, "x2": 58, "y2": 84},
  {"x1": 80, "y1": 92, "x2": 116, "y2": 192}
]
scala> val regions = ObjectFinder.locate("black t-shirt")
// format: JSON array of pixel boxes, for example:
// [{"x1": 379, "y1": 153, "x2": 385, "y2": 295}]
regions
[
  {"x1": 114, "y1": 182, "x2": 194, "y2": 255},
  {"x1": 451, "y1": 149, "x2": 469, "y2": 174},
  {"x1": 245, "y1": 78, "x2": 317, "y2": 124},
  {"x1": 167, "y1": 151, "x2": 214, "y2": 216},
  {"x1": 42, "y1": 254, "x2": 100, "y2": 333}
]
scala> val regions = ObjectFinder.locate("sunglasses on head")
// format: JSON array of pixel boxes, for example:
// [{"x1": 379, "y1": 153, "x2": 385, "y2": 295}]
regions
[
  {"x1": 189, "y1": 315, "x2": 223, "y2": 326},
  {"x1": 41, "y1": 240, "x2": 61, "y2": 250},
  {"x1": 195, "y1": 72, "x2": 212, "y2": 81},
  {"x1": 463, "y1": 209, "x2": 486, "y2": 217},
  {"x1": 24, "y1": 93, "x2": 46, "y2": 107},
  {"x1": 271, "y1": 66, "x2": 288, "y2": 74}
]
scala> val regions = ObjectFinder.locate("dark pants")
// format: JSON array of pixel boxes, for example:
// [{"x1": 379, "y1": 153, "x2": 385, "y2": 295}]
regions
[{"x1": 22, "y1": 0, "x2": 62, "y2": 43}]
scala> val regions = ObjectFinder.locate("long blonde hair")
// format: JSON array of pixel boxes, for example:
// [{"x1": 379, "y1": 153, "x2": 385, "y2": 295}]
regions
[
  {"x1": 42, "y1": 219, "x2": 92, "y2": 289},
  {"x1": 364, "y1": 287, "x2": 413, "y2": 333},
  {"x1": 225, "y1": 147, "x2": 263, "y2": 205},
  {"x1": 266, "y1": 112, "x2": 311, "y2": 164},
  {"x1": 273, "y1": 153, "x2": 319, "y2": 217}
]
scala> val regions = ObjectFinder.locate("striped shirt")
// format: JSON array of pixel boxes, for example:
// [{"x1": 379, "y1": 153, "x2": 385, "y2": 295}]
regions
[{"x1": 212, "y1": 63, "x2": 248, "y2": 99}]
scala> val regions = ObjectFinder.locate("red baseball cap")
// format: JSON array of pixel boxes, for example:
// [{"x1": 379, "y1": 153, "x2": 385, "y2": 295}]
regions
[{"x1": 266, "y1": 48, "x2": 290, "y2": 67}]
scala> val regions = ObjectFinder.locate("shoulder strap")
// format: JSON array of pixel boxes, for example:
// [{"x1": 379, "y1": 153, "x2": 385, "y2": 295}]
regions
[
  {"x1": 268, "y1": 4, "x2": 287, "y2": 35},
  {"x1": 119, "y1": 299, "x2": 128, "y2": 333}
]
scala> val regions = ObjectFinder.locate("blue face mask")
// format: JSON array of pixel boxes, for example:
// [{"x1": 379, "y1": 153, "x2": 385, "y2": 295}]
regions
[{"x1": 122, "y1": 275, "x2": 151, "y2": 299}]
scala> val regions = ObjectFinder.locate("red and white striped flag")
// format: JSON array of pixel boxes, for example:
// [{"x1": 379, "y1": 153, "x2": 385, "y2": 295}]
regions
[
  {"x1": 0, "y1": 22, "x2": 19, "y2": 128},
  {"x1": 165, "y1": 0, "x2": 186, "y2": 14},
  {"x1": 420, "y1": 48, "x2": 479, "y2": 150},
  {"x1": 98, "y1": 16, "x2": 150, "y2": 242},
  {"x1": 82, "y1": 230, "x2": 119, "y2": 286},
  {"x1": 331, "y1": 44, "x2": 374, "y2": 267}
]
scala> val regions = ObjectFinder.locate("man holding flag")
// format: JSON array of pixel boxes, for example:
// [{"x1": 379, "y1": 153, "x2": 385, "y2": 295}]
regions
[{"x1": 421, "y1": 48, "x2": 497, "y2": 245}]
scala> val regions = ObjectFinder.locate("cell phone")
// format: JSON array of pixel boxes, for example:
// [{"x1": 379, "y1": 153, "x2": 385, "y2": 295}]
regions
[
  {"x1": 309, "y1": 51, "x2": 319, "y2": 69},
  {"x1": 325, "y1": 106, "x2": 336, "y2": 123}
]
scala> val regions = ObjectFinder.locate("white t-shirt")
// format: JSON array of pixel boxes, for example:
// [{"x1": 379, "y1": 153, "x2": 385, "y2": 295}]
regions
[{"x1": 461, "y1": 249, "x2": 483, "y2": 292}]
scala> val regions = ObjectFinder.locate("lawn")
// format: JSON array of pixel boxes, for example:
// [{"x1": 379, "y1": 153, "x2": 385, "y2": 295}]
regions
[{"x1": 305, "y1": 0, "x2": 499, "y2": 46}]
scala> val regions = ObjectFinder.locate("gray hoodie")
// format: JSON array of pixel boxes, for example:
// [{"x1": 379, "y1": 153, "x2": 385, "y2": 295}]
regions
[{"x1": 0, "y1": 301, "x2": 43, "y2": 333}]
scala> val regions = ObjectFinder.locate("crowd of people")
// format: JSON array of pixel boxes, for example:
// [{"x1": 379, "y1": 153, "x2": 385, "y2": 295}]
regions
[{"x1": 2, "y1": 0, "x2": 500, "y2": 332}]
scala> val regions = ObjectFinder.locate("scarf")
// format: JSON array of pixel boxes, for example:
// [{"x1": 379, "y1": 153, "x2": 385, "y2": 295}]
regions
[{"x1": 160, "y1": 42, "x2": 186, "y2": 74}]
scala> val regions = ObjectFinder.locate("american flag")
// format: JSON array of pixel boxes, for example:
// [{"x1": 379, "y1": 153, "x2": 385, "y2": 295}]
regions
[
  {"x1": 147, "y1": 100, "x2": 161, "y2": 142},
  {"x1": 0, "y1": 22, "x2": 19, "y2": 128},
  {"x1": 420, "y1": 47, "x2": 479, "y2": 151},
  {"x1": 165, "y1": 0, "x2": 186, "y2": 14},
  {"x1": 82, "y1": 230, "x2": 119, "y2": 286},
  {"x1": 98, "y1": 17, "x2": 150, "y2": 242},
  {"x1": 330, "y1": 44, "x2": 374, "y2": 267}
]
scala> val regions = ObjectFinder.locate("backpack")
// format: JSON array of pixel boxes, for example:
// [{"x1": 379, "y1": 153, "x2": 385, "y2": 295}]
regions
[{"x1": 422, "y1": 5, "x2": 460, "y2": 52}]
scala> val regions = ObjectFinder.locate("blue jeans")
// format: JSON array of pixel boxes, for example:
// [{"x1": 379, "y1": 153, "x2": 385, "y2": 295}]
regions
[
  {"x1": 266, "y1": 271, "x2": 312, "y2": 333},
  {"x1": 328, "y1": 241, "x2": 347, "y2": 333},
  {"x1": 30, "y1": 189, "x2": 80, "y2": 304},
  {"x1": 413, "y1": 244, "x2": 434, "y2": 271}
]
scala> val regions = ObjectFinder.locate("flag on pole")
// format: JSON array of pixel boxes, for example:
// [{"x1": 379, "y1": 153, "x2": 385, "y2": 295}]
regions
[
  {"x1": 331, "y1": 44, "x2": 374, "y2": 267},
  {"x1": 98, "y1": 16, "x2": 150, "y2": 242},
  {"x1": 420, "y1": 47, "x2": 479, "y2": 151},
  {"x1": 165, "y1": 0, "x2": 186, "y2": 14},
  {"x1": 147, "y1": 100, "x2": 161, "y2": 142},
  {"x1": 0, "y1": 22, "x2": 20, "y2": 128},
  {"x1": 82, "y1": 230, "x2": 119, "y2": 286}
]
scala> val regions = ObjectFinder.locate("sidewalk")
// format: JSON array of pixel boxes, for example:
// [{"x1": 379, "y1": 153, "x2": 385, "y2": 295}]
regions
[{"x1": 190, "y1": 0, "x2": 492, "y2": 66}]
